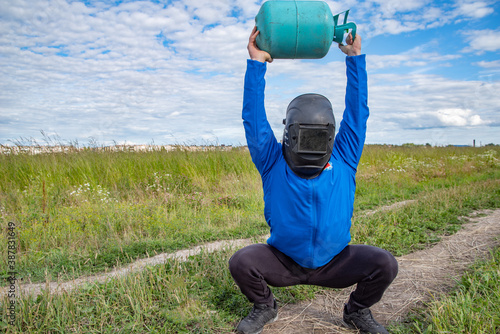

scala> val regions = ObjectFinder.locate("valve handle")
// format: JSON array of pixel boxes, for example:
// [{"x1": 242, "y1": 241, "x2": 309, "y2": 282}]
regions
[{"x1": 333, "y1": 10, "x2": 357, "y2": 44}]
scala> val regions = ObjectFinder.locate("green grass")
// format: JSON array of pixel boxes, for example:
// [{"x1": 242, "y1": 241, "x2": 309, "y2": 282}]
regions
[
  {"x1": 1, "y1": 146, "x2": 498, "y2": 284},
  {"x1": 1, "y1": 177, "x2": 498, "y2": 333},
  {"x1": 1, "y1": 243, "x2": 320, "y2": 333},
  {"x1": 355, "y1": 145, "x2": 500, "y2": 210},
  {"x1": 390, "y1": 246, "x2": 500, "y2": 334},
  {"x1": 0, "y1": 148, "x2": 267, "y2": 283},
  {"x1": 0, "y1": 144, "x2": 499, "y2": 332},
  {"x1": 352, "y1": 178, "x2": 500, "y2": 256}
]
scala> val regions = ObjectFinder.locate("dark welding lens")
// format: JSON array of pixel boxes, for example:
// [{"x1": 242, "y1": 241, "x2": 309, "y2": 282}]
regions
[{"x1": 297, "y1": 128, "x2": 328, "y2": 154}]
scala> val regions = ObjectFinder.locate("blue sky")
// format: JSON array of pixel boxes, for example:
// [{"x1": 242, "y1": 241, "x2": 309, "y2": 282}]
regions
[{"x1": 1, "y1": 0, "x2": 499, "y2": 147}]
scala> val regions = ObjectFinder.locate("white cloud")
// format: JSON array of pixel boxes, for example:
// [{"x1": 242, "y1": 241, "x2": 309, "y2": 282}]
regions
[
  {"x1": 370, "y1": 0, "x2": 430, "y2": 17},
  {"x1": 372, "y1": 16, "x2": 421, "y2": 34},
  {"x1": 454, "y1": 1, "x2": 495, "y2": 19},
  {"x1": 476, "y1": 60, "x2": 500, "y2": 68},
  {"x1": 366, "y1": 40, "x2": 462, "y2": 73},
  {"x1": 433, "y1": 108, "x2": 488, "y2": 126},
  {"x1": 368, "y1": 52, "x2": 460, "y2": 70},
  {"x1": 462, "y1": 29, "x2": 500, "y2": 53}
]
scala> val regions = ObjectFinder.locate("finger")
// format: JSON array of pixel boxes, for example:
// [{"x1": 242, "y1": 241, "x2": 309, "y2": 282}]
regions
[
  {"x1": 346, "y1": 33, "x2": 353, "y2": 45},
  {"x1": 353, "y1": 34, "x2": 361, "y2": 44},
  {"x1": 251, "y1": 27, "x2": 260, "y2": 40},
  {"x1": 249, "y1": 26, "x2": 257, "y2": 41}
]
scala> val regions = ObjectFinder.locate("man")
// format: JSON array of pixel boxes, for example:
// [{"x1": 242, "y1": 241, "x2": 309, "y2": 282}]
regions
[{"x1": 229, "y1": 27, "x2": 398, "y2": 334}]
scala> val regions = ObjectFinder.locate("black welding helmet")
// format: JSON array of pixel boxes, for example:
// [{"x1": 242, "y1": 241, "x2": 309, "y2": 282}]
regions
[{"x1": 282, "y1": 93, "x2": 335, "y2": 179}]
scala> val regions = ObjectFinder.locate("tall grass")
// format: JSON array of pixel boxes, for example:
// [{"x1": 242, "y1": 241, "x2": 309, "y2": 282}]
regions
[
  {"x1": 0, "y1": 145, "x2": 499, "y2": 332},
  {"x1": 355, "y1": 145, "x2": 500, "y2": 210},
  {"x1": 0, "y1": 148, "x2": 266, "y2": 283},
  {"x1": 1, "y1": 146, "x2": 499, "y2": 284},
  {"x1": 1, "y1": 244, "x2": 320, "y2": 333}
]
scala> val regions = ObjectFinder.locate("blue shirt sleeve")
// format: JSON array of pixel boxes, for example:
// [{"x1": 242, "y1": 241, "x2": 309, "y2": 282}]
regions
[
  {"x1": 332, "y1": 54, "x2": 369, "y2": 172},
  {"x1": 242, "y1": 59, "x2": 281, "y2": 176}
]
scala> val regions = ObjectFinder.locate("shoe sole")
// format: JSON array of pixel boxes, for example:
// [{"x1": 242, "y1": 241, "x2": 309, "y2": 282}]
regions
[
  {"x1": 342, "y1": 318, "x2": 388, "y2": 334},
  {"x1": 237, "y1": 314, "x2": 279, "y2": 334},
  {"x1": 342, "y1": 320, "x2": 357, "y2": 330}
]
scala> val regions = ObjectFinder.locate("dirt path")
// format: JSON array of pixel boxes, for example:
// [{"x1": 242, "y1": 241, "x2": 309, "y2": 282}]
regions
[
  {"x1": 262, "y1": 209, "x2": 500, "y2": 333},
  {"x1": 2, "y1": 204, "x2": 500, "y2": 333}
]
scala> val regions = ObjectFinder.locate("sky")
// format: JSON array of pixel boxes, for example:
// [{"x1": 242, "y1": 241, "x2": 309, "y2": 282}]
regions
[{"x1": 1, "y1": 0, "x2": 499, "y2": 147}]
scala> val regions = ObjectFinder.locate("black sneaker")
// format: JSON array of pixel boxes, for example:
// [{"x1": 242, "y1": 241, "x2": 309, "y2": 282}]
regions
[
  {"x1": 343, "y1": 305, "x2": 389, "y2": 334},
  {"x1": 236, "y1": 299, "x2": 278, "y2": 334}
]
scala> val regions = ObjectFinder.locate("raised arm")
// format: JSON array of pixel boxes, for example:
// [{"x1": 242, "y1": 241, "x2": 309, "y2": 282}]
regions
[
  {"x1": 242, "y1": 27, "x2": 280, "y2": 176},
  {"x1": 332, "y1": 34, "x2": 369, "y2": 172}
]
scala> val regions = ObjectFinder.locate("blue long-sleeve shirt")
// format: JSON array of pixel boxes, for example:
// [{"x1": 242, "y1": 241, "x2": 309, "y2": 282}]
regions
[{"x1": 243, "y1": 55, "x2": 369, "y2": 269}]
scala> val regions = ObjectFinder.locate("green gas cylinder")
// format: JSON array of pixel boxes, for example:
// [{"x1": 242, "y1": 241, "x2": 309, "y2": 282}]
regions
[{"x1": 255, "y1": 0, "x2": 357, "y2": 59}]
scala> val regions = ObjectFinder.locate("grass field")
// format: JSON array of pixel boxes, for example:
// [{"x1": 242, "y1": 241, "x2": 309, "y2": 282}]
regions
[{"x1": 0, "y1": 144, "x2": 499, "y2": 333}]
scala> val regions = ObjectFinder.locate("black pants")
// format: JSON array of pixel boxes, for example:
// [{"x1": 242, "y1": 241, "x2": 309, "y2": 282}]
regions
[{"x1": 229, "y1": 244, "x2": 398, "y2": 313}]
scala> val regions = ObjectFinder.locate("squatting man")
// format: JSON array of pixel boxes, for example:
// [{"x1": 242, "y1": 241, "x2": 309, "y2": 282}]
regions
[{"x1": 228, "y1": 27, "x2": 398, "y2": 334}]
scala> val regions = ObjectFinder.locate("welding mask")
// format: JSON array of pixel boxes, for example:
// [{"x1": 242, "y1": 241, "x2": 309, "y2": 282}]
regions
[{"x1": 282, "y1": 94, "x2": 335, "y2": 179}]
